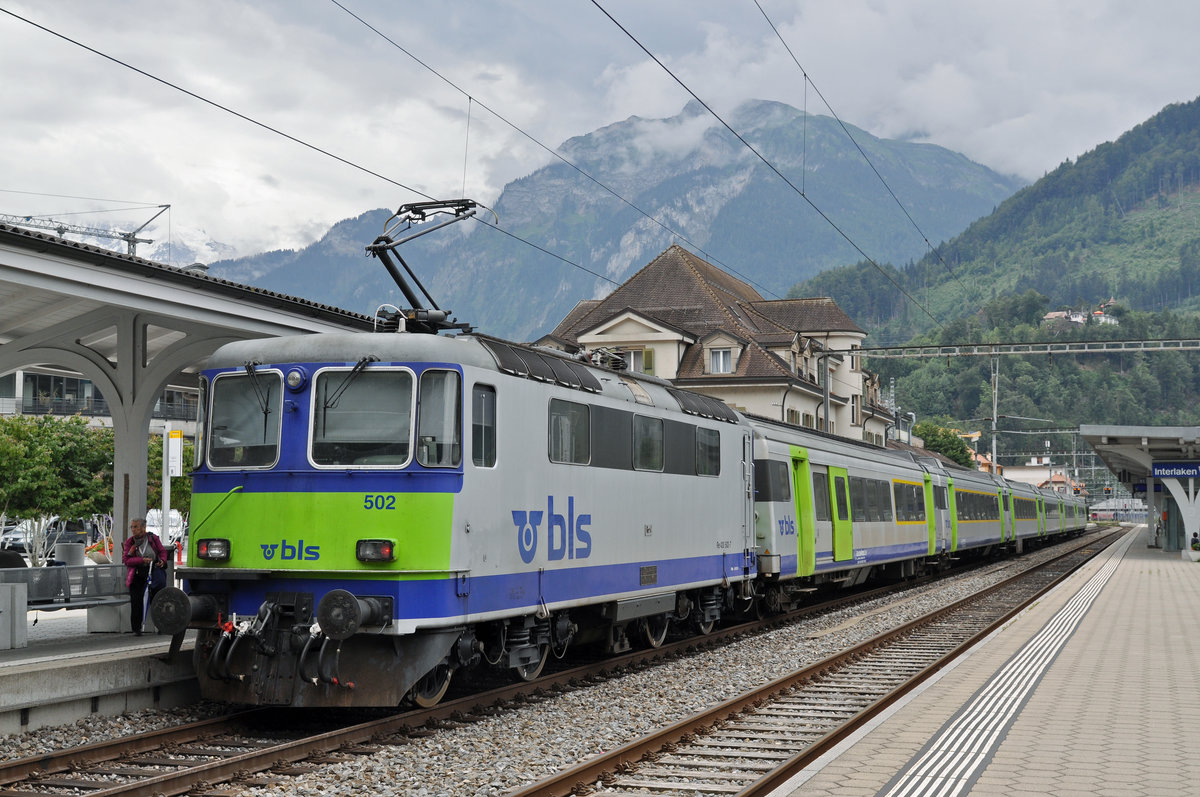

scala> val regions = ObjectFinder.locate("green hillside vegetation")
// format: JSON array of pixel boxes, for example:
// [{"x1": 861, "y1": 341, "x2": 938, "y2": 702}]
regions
[
  {"x1": 794, "y1": 97, "x2": 1200, "y2": 344},
  {"x1": 871, "y1": 305, "x2": 1200, "y2": 460}
]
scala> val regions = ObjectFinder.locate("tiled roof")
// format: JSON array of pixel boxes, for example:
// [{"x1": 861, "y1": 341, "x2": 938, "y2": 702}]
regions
[
  {"x1": 676, "y1": 336, "x2": 793, "y2": 380},
  {"x1": 546, "y1": 244, "x2": 863, "y2": 384},
  {"x1": 549, "y1": 245, "x2": 767, "y2": 343},
  {"x1": 749, "y1": 298, "x2": 865, "y2": 334}
]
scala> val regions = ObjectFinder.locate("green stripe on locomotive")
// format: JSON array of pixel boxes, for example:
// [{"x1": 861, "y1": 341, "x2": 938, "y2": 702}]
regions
[{"x1": 189, "y1": 490, "x2": 454, "y2": 573}]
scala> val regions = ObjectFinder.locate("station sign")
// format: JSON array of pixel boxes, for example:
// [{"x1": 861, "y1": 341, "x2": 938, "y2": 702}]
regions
[
  {"x1": 168, "y1": 429, "x2": 183, "y2": 477},
  {"x1": 1151, "y1": 462, "x2": 1200, "y2": 479}
]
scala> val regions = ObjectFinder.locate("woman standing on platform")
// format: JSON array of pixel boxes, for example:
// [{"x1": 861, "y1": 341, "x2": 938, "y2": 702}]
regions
[{"x1": 122, "y1": 517, "x2": 167, "y2": 636}]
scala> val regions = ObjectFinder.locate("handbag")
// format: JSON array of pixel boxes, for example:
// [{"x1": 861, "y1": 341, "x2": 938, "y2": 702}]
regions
[{"x1": 147, "y1": 562, "x2": 167, "y2": 590}]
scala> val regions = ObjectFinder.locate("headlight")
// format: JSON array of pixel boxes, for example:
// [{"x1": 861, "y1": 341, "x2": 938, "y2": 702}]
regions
[
  {"x1": 196, "y1": 538, "x2": 230, "y2": 561},
  {"x1": 356, "y1": 539, "x2": 395, "y2": 562},
  {"x1": 286, "y1": 366, "x2": 308, "y2": 391}
]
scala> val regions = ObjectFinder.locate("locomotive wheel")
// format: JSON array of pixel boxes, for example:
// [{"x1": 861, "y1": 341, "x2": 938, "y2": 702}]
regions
[
  {"x1": 411, "y1": 664, "x2": 452, "y2": 708},
  {"x1": 512, "y1": 644, "x2": 549, "y2": 682},
  {"x1": 693, "y1": 615, "x2": 715, "y2": 635},
  {"x1": 642, "y1": 614, "x2": 670, "y2": 648}
]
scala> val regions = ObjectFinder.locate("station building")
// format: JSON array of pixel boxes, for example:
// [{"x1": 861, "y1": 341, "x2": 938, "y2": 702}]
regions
[{"x1": 538, "y1": 245, "x2": 896, "y2": 444}]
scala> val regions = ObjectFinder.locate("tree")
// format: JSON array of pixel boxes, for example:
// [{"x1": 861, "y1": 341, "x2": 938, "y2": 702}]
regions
[
  {"x1": 146, "y1": 433, "x2": 193, "y2": 514},
  {"x1": 912, "y1": 420, "x2": 975, "y2": 469},
  {"x1": 0, "y1": 415, "x2": 114, "y2": 565}
]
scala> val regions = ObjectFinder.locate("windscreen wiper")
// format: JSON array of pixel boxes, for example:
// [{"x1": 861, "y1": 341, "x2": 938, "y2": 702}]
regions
[
  {"x1": 243, "y1": 361, "x2": 272, "y2": 441},
  {"x1": 324, "y1": 355, "x2": 379, "y2": 409}
]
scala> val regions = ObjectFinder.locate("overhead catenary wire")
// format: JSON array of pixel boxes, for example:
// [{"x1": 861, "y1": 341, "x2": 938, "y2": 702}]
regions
[
  {"x1": 589, "y1": 0, "x2": 946, "y2": 333},
  {"x1": 0, "y1": 7, "x2": 432, "y2": 201},
  {"x1": 0, "y1": 6, "x2": 616, "y2": 289},
  {"x1": 328, "y1": 0, "x2": 782, "y2": 300},
  {"x1": 753, "y1": 0, "x2": 974, "y2": 300}
]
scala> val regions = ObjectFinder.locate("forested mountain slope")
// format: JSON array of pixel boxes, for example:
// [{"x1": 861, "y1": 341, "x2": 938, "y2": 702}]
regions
[{"x1": 794, "y1": 97, "x2": 1200, "y2": 345}]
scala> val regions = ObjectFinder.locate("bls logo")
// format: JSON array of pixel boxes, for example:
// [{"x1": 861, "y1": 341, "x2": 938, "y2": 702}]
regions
[
  {"x1": 512, "y1": 496, "x2": 592, "y2": 564},
  {"x1": 261, "y1": 539, "x2": 320, "y2": 561}
]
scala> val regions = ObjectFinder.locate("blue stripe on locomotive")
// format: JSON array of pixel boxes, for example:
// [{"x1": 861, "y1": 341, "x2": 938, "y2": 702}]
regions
[{"x1": 201, "y1": 551, "x2": 752, "y2": 621}]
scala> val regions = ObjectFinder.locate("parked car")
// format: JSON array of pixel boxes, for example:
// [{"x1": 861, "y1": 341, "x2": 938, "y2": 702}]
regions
[
  {"x1": 0, "y1": 517, "x2": 88, "y2": 555},
  {"x1": 0, "y1": 523, "x2": 28, "y2": 553}
]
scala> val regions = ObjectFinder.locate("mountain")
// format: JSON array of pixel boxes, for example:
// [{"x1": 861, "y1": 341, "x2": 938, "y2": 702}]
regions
[
  {"x1": 207, "y1": 99, "x2": 1024, "y2": 340},
  {"x1": 794, "y1": 96, "x2": 1200, "y2": 344}
]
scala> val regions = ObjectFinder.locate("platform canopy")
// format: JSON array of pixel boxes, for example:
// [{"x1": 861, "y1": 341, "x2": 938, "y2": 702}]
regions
[
  {"x1": 1080, "y1": 424, "x2": 1200, "y2": 551},
  {"x1": 0, "y1": 223, "x2": 375, "y2": 538}
]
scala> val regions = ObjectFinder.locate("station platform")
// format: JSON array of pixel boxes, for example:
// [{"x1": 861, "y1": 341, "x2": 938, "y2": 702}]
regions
[
  {"x1": 0, "y1": 605, "x2": 198, "y2": 734},
  {"x1": 777, "y1": 524, "x2": 1200, "y2": 796}
]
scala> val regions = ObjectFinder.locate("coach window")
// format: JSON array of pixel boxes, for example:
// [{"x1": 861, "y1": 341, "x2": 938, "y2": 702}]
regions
[
  {"x1": 549, "y1": 398, "x2": 590, "y2": 464},
  {"x1": 312, "y1": 369, "x2": 413, "y2": 467},
  {"x1": 812, "y1": 474, "x2": 831, "y2": 522},
  {"x1": 934, "y1": 486, "x2": 947, "y2": 510},
  {"x1": 753, "y1": 460, "x2": 791, "y2": 502},
  {"x1": 877, "y1": 480, "x2": 895, "y2": 522},
  {"x1": 209, "y1": 370, "x2": 283, "y2": 468},
  {"x1": 833, "y1": 476, "x2": 849, "y2": 521},
  {"x1": 417, "y1": 370, "x2": 462, "y2": 468},
  {"x1": 696, "y1": 427, "x2": 721, "y2": 476},
  {"x1": 849, "y1": 478, "x2": 869, "y2": 523},
  {"x1": 633, "y1": 415, "x2": 664, "y2": 471},
  {"x1": 472, "y1": 385, "x2": 497, "y2": 468}
]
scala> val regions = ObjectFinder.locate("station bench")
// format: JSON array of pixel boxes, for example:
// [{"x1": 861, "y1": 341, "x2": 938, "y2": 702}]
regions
[{"x1": 0, "y1": 563, "x2": 128, "y2": 649}]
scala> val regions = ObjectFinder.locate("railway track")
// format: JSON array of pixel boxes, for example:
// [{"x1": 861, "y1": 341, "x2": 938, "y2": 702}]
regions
[
  {"x1": 508, "y1": 529, "x2": 1123, "y2": 796},
  {"x1": 0, "y1": 531, "x2": 1115, "y2": 796}
]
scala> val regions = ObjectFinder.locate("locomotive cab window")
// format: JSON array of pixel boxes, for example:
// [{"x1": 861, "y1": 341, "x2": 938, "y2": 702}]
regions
[
  {"x1": 633, "y1": 415, "x2": 664, "y2": 471},
  {"x1": 209, "y1": 370, "x2": 283, "y2": 468},
  {"x1": 417, "y1": 369, "x2": 462, "y2": 468},
  {"x1": 195, "y1": 375, "x2": 209, "y2": 468},
  {"x1": 549, "y1": 398, "x2": 590, "y2": 464},
  {"x1": 696, "y1": 427, "x2": 721, "y2": 476},
  {"x1": 311, "y1": 369, "x2": 413, "y2": 467},
  {"x1": 472, "y1": 384, "x2": 497, "y2": 468}
]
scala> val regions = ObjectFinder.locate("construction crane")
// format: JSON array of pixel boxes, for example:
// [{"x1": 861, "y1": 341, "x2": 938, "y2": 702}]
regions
[{"x1": 0, "y1": 204, "x2": 169, "y2": 257}]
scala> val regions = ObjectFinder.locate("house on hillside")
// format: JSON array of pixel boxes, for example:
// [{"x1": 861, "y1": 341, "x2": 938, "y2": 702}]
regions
[
  {"x1": 537, "y1": 245, "x2": 895, "y2": 444},
  {"x1": 1041, "y1": 310, "x2": 1086, "y2": 326}
]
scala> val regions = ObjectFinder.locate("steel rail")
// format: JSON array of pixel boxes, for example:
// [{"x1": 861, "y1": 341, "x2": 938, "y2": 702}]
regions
[
  {"x1": 506, "y1": 529, "x2": 1122, "y2": 796},
  {"x1": 0, "y1": 531, "x2": 1107, "y2": 796}
]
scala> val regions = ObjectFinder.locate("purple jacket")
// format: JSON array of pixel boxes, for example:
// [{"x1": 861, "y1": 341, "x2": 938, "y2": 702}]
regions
[{"x1": 123, "y1": 532, "x2": 167, "y2": 587}]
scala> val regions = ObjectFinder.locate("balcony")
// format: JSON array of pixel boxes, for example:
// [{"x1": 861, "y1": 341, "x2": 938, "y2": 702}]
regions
[{"x1": 0, "y1": 396, "x2": 196, "y2": 421}]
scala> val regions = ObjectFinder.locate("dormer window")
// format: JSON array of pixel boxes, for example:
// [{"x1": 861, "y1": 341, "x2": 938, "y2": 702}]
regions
[
  {"x1": 623, "y1": 348, "x2": 655, "y2": 375},
  {"x1": 710, "y1": 348, "x2": 733, "y2": 374}
]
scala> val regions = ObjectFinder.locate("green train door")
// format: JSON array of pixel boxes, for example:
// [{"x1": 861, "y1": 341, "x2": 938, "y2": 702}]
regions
[
  {"x1": 790, "y1": 446, "x2": 816, "y2": 577},
  {"x1": 828, "y1": 466, "x2": 853, "y2": 561},
  {"x1": 923, "y1": 474, "x2": 936, "y2": 555},
  {"x1": 947, "y1": 477, "x2": 959, "y2": 551}
]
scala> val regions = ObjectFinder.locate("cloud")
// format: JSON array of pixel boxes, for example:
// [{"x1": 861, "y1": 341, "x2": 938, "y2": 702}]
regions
[{"x1": 1, "y1": 0, "x2": 1197, "y2": 263}]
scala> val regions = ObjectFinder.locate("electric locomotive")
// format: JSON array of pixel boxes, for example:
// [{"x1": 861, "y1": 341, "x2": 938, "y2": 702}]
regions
[{"x1": 153, "y1": 329, "x2": 760, "y2": 707}]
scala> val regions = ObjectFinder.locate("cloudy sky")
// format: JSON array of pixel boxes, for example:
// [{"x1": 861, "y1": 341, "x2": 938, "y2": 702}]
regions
[{"x1": 0, "y1": 0, "x2": 1196, "y2": 264}]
